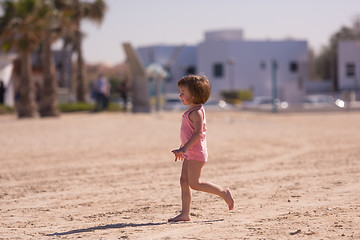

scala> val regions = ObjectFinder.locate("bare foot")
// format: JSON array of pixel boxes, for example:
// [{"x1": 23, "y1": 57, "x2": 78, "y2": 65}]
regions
[
  {"x1": 224, "y1": 188, "x2": 234, "y2": 210},
  {"x1": 168, "y1": 213, "x2": 191, "y2": 222}
]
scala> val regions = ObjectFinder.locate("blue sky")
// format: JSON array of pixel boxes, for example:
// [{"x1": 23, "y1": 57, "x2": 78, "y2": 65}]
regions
[{"x1": 77, "y1": 0, "x2": 360, "y2": 65}]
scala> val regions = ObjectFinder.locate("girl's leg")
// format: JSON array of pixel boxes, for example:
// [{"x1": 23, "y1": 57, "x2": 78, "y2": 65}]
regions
[
  {"x1": 168, "y1": 159, "x2": 192, "y2": 222},
  {"x1": 187, "y1": 160, "x2": 234, "y2": 210}
]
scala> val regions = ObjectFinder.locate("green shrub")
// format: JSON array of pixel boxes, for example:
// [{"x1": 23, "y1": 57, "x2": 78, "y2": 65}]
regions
[
  {"x1": 0, "y1": 104, "x2": 15, "y2": 114},
  {"x1": 59, "y1": 102, "x2": 124, "y2": 113},
  {"x1": 106, "y1": 102, "x2": 123, "y2": 112},
  {"x1": 59, "y1": 102, "x2": 95, "y2": 112},
  {"x1": 221, "y1": 90, "x2": 253, "y2": 104}
]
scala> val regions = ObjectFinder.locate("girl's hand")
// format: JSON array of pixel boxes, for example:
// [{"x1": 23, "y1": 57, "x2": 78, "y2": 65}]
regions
[{"x1": 172, "y1": 148, "x2": 185, "y2": 162}]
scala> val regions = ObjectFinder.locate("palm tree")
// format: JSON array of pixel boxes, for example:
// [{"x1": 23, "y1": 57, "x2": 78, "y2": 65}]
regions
[
  {"x1": 38, "y1": 0, "x2": 64, "y2": 117},
  {"x1": 59, "y1": 32, "x2": 73, "y2": 88},
  {"x1": 59, "y1": 0, "x2": 107, "y2": 102},
  {"x1": 39, "y1": 23, "x2": 60, "y2": 117},
  {"x1": 54, "y1": 0, "x2": 76, "y2": 89},
  {"x1": 0, "y1": 0, "x2": 48, "y2": 118},
  {"x1": 76, "y1": 0, "x2": 107, "y2": 102}
]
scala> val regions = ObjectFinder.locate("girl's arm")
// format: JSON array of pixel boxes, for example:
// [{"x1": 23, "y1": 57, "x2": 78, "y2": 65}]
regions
[{"x1": 172, "y1": 109, "x2": 204, "y2": 161}]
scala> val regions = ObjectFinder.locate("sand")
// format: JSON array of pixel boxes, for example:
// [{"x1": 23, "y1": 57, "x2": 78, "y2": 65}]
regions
[{"x1": 0, "y1": 110, "x2": 359, "y2": 239}]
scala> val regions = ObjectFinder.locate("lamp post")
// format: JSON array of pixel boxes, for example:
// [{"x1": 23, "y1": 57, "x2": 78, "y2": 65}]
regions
[
  {"x1": 272, "y1": 60, "x2": 278, "y2": 113},
  {"x1": 227, "y1": 58, "x2": 236, "y2": 90},
  {"x1": 354, "y1": 65, "x2": 358, "y2": 101}
]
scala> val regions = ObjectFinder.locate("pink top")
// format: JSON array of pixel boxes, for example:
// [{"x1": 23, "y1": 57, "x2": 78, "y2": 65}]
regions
[{"x1": 180, "y1": 105, "x2": 208, "y2": 162}]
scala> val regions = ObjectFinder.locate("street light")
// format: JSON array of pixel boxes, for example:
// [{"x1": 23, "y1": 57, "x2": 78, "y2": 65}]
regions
[
  {"x1": 272, "y1": 60, "x2": 278, "y2": 113},
  {"x1": 227, "y1": 58, "x2": 236, "y2": 90}
]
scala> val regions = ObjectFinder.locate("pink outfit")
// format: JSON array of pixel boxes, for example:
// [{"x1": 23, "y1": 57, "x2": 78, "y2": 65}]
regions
[{"x1": 180, "y1": 105, "x2": 208, "y2": 162}]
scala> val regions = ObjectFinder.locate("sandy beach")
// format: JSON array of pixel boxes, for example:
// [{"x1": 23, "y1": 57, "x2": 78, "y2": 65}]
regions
[{"x1": 1, "y1": 110, "x2": 360, "y2": 239}]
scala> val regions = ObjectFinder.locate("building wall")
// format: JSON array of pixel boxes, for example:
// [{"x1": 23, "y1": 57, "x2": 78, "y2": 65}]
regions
[
  {"x1": 0, "y1": 54, "x2": 17, "y2": 106},
  {"x1": 198, "y1": 33, "x2": 308, "y2": 102},
  {"x1": 205, "y1": 29, "x2": 244, "y2": 41},
  {"x1": 0, "y1": 60, "x2": 14, "y2": 106},
  {"x1": 338, "y1": 41, "x2": 360, "y2": 92}
]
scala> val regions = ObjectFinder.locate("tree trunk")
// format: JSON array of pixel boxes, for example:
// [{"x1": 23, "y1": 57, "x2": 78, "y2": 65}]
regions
[
  {"x1": 75, "y1": 22, "x2": 86, "y2": 102},
  {"x1": 16, "y1": 52, "x2": 37, "y2": 118},
  {"x1": 59, "y1": 38, "x2": 67, "y2": 88},
  {"x1": 60, "y1": 36, "x2": 71, "y2": 88},
  {"x1": 39, "y1": 32, "x2": 60, "y2": 117}
]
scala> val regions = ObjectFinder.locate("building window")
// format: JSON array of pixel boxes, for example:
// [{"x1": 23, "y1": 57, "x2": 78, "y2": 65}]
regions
[
  {"x1": 346, "y1": 63, "x2": 355, "y2": 77},
  {"x1": 185, "y1": 66, "x2": 196, "y2": 75},
  {"x1": 289, "y1": 61, "x2": 298, "y2": 73},
  {"x1": 213, "y1": 63, "x2": 223, "y2": 78}
]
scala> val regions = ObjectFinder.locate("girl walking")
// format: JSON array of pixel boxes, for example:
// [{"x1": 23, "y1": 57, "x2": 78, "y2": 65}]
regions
[{"x1": 169, "y1": 74, "x2": 234, "y2": 222}]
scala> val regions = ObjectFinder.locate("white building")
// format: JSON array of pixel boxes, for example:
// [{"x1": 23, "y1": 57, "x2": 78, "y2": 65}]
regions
[
  {"x1": 198, "y1": 30, "x2": 308, "y2": 102},
  {"x1": 0, "y1": 54, "x2": 17, "y2": 106},
  {"x1": 137, "y1": 30, "x2": 309, "y2": 103},
  {"x1": 338, "y1": 40, "x2": 360, "y2": 94}
]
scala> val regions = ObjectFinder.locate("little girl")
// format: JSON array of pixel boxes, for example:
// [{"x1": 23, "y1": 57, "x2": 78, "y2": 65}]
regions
[{"x1": 169, "y1": 74, "x2": 234, "y2": 222}]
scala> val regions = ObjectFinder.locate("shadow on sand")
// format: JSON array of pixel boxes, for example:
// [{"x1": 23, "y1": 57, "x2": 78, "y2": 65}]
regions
[{"x1": 46, "y1": 219, "x2": 224, "y2": 236}]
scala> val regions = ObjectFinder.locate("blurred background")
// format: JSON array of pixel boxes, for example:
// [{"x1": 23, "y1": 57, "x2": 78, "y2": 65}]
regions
[{"x1": 1, "y1": 0, "x2": 360, "y2": 117}]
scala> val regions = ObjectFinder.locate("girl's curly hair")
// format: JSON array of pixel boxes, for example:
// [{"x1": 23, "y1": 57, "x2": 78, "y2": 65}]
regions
[{"x1": 178, "y1": 74, "x2": 212, "y2": 104}]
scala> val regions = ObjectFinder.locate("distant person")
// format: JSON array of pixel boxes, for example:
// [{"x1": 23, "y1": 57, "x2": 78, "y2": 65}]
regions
[
  {"x1": 0, "y1": 80, "x2": 5, "y2": 105},
  {"x1": 118, "y1": 79, "x2": 129, "y2": 111},
  {"x1": 94, "y1": 74, "x2": 110, "y2": 111},
  {"x1": 168, "y1": 74, "x2": 234, "y2": 222}
]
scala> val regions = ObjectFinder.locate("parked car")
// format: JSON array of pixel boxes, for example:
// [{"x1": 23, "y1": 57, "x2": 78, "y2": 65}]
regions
[
  {"x1": 302, "y1": 95, "x2": 345, "y2": 109},
  {"x1": 164, "y1": 93, "x2": 230, "y2": 111},
  {"x1": 242, "y1": 96, "x2": 288, "y2": 110},
  {"x1": 204, "y1": 100, "x2": 232, "y2": 111}
]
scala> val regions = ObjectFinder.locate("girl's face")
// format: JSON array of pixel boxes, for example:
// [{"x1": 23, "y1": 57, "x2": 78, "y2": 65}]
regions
[{"x1": 179, "y1": 86, "x2": 193, "y2": 105}]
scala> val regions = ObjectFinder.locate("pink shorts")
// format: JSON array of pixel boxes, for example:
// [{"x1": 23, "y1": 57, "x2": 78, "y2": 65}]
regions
[{"x1": 184, "y1": 149, "x2": 207, "y2": 162}]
